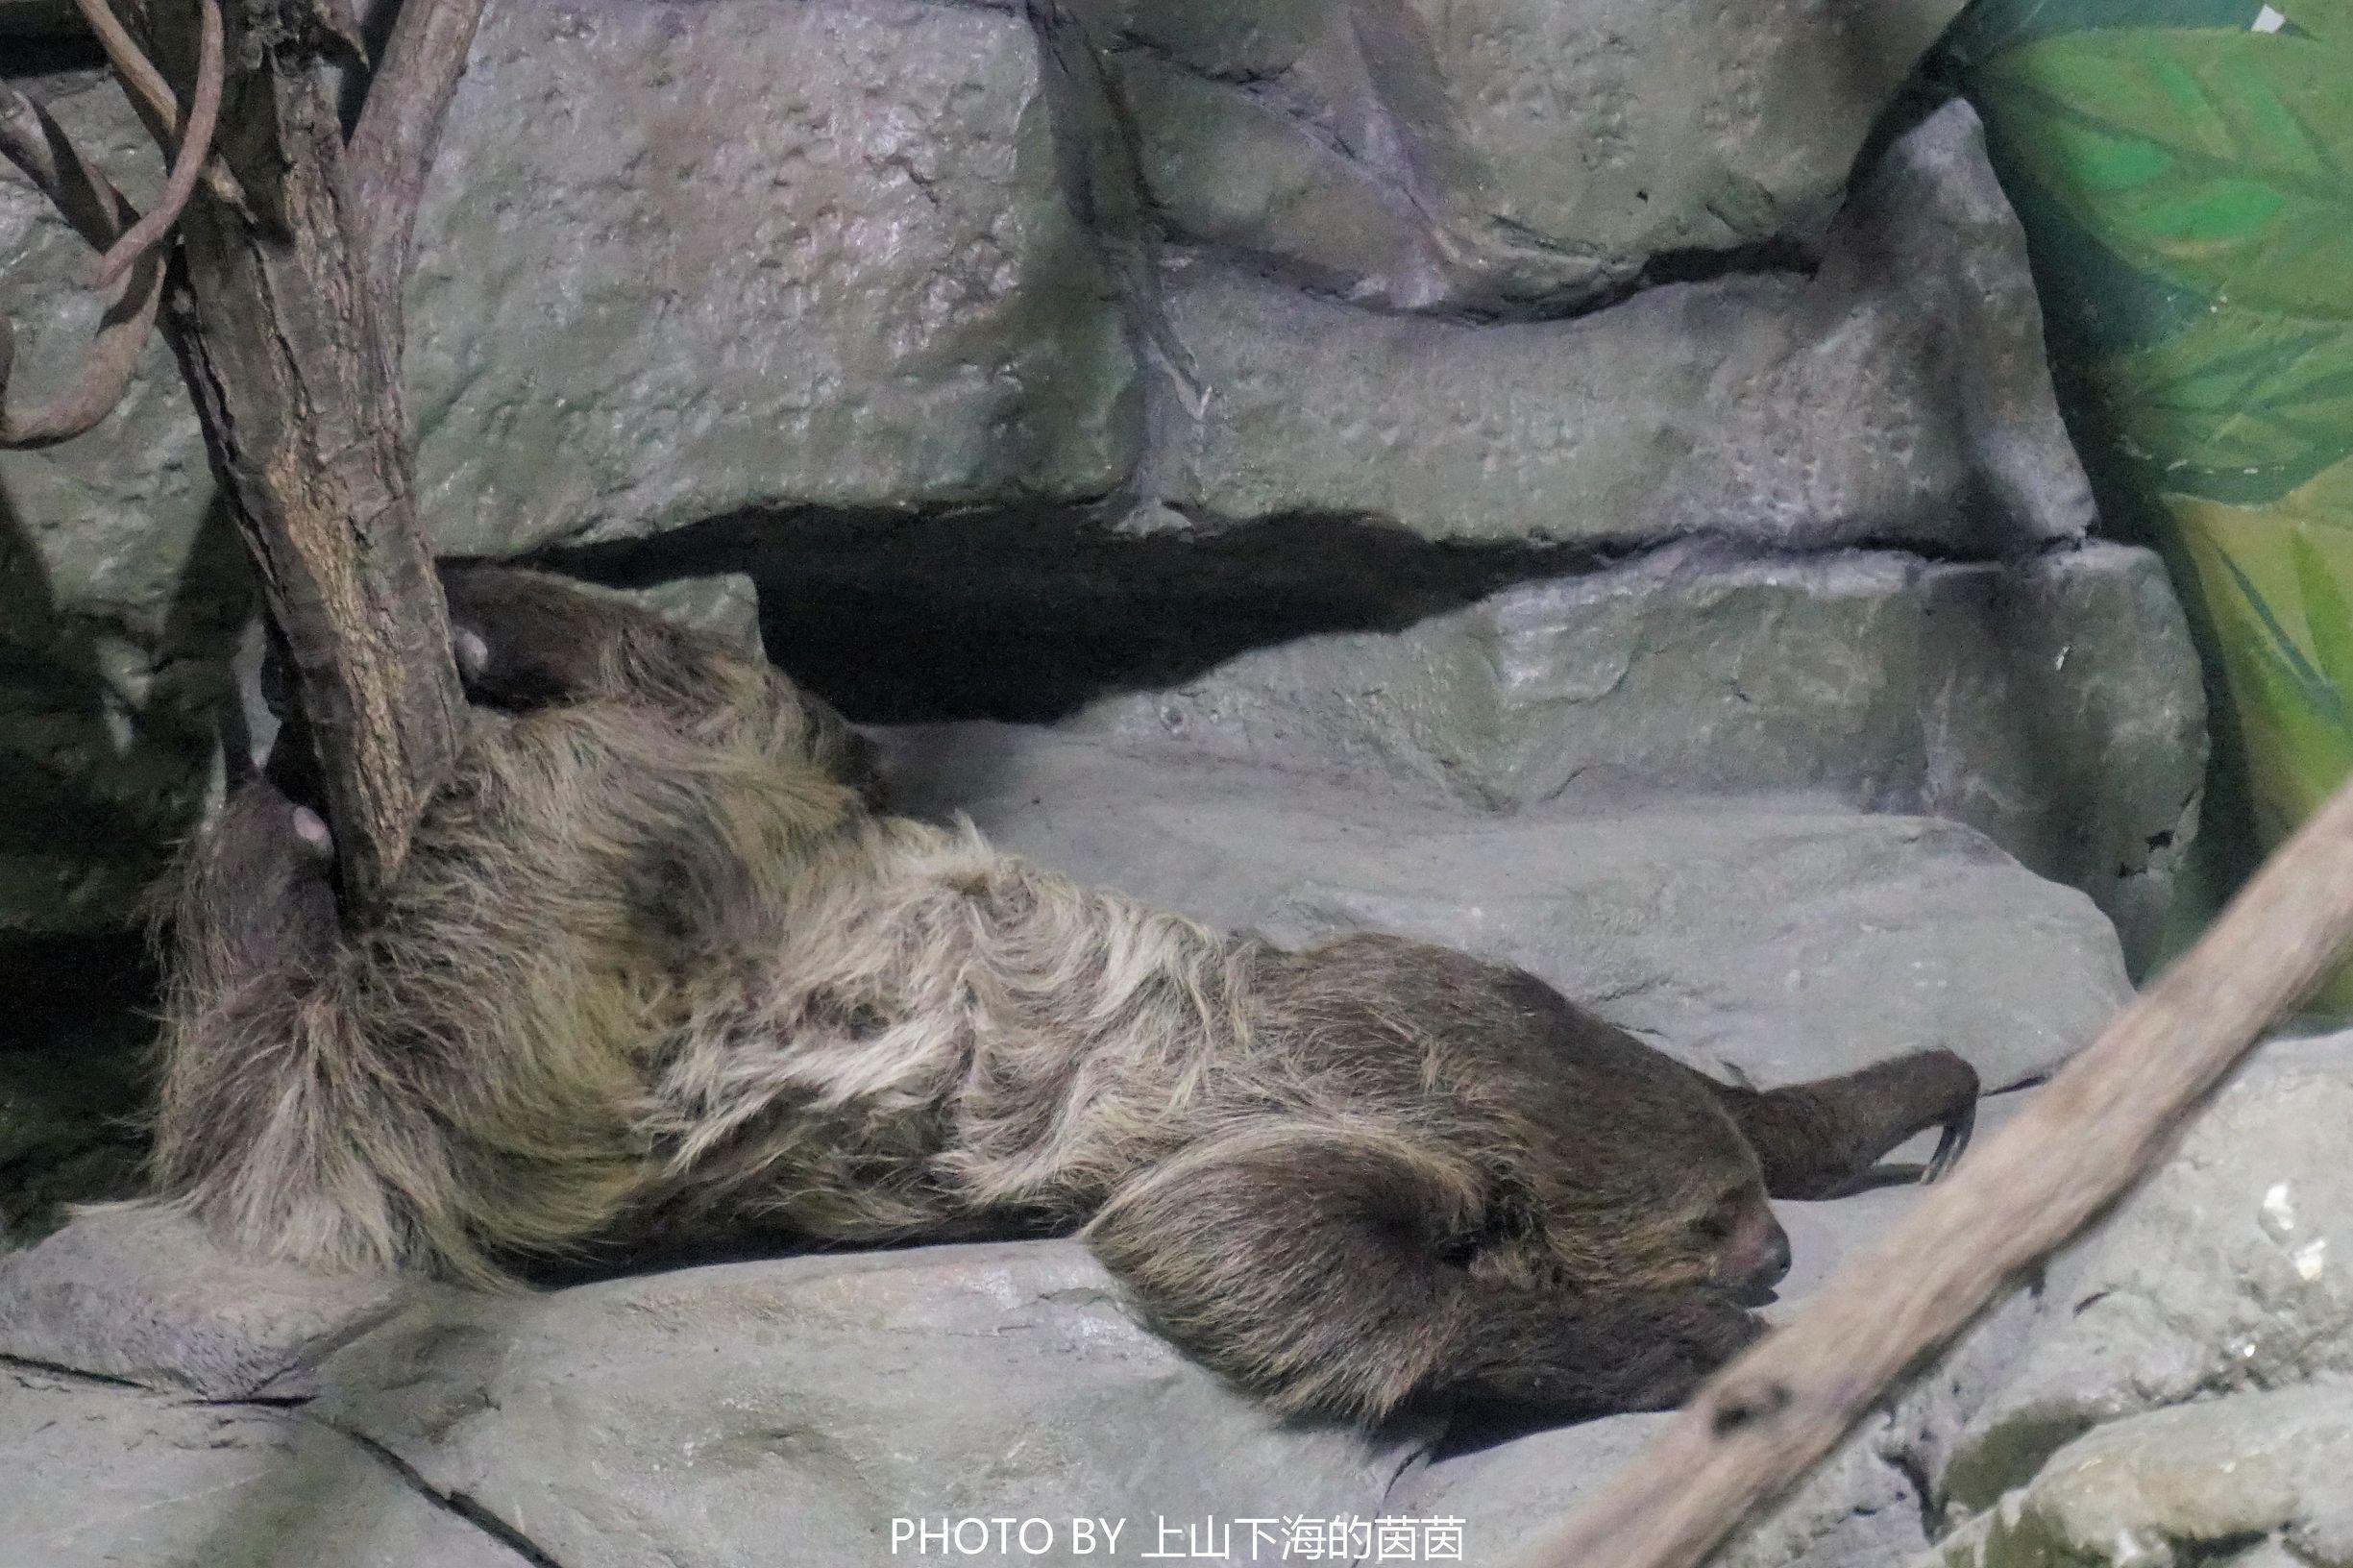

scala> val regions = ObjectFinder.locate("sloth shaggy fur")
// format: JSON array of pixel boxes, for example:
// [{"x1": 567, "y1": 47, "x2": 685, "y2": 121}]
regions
[{"x1": 149, "y1": 567, "x2": 1979, "y2": 1423}]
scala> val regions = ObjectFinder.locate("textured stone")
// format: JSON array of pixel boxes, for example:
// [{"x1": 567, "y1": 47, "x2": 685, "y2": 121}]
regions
[
  {"x1": 1069, "y1": 540, "x2": 2205, "y2": 967},
  {"x1": 1935, "y1": 1034, "x2": 2353, "y2": 1519},
  {"x1": 1086, "y1": 0, "x2": 1966, "y2": 310},
  {"x1": 0, "y1": 1205, "x2": 407, "y2": 1400},
  {"x1": 1924, "y1": 1384, "x2": 2353, "y2": 1568},
  {"x1": 4, "y1": 1113, "x2": 2057, "y2": 1568},
  {"x1": 1158, "y1": 103, "x2": 2095, "y2": 556},
  {"x1": 879, "y1": 726, "x2": 2130, "y2": 1090},
  {"x1": 312, "y1": 1241, "x2": 1427, "y2": 1568},
  {"x1": 0, "y1": 1366, "x2": 534, "y2": 1568},
  {"x1": 407, "y1": 0, "x2": 1139, "y2": 557}
]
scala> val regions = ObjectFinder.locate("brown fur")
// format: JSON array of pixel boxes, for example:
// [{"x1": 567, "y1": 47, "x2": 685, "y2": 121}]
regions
[{"x1": 146, "y1": 567, "x2": 1977, "y2": 1423}]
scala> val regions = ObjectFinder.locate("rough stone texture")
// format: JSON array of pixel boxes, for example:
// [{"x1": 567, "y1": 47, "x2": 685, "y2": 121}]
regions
[
  {"x1": 1923, "y1": 1384, "x2": 2353, "y2": 1568},
  {"x1": 1158, "y1": 103, "x2": 2096, "y2": 557},
  {"x1": 0, "y1": 1366, "x2": 534, "y2": 1568},
  {"x1": 0, "y1": 1205, "x2": 406, "y2": 1400},
  {"x1": 311, "y1": 1242, "x2": 1429, "y2": 1568},
  {"x1": 407, "y1": 0, "x2": 1139, "y2": 558},
  {"x1": 0, "y1": 54, "x2": 2167, "y2": 941},
  {"x1": 610, "y1": 574, "x2": 767, "y2": 662},
  {"x1": 1081, "y1": 0, "x2": 1966, "y2": 311},
  {"x1": 0, "y1": 0, "x2": 1135, "y2": 933},
  {"x1": 1067, "y1": 540, "x2": 2204, "y2": 967},
  {"x1": 879, "y1": 726, "x2": 2130, "y2": 1090},
  {"x1": 1933, "y1": 1035, "x2": 2353, "y2": 1525}
]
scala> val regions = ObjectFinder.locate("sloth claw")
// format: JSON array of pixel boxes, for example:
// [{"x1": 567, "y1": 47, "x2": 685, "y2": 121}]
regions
[
  {"x1": 1922, "y1": 1095, "x2": 1976, "y2": 1185},
  {"x1": 453, "y1": 625, "x2": 492, "y2": 685},
  {"x1": 291, "y1": 804, "x2": 334, "y2": 864}
]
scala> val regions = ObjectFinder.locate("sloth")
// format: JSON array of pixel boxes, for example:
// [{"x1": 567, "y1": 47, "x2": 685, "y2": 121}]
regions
[{"x1": 151, "y1": 566, "x2": 1979, "y2": 1424}]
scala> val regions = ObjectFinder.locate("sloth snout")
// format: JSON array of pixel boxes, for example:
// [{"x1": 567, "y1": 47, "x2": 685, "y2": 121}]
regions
[{"x1": 1721, "y1": 1208, "x2": 1792, "y2": 1299}]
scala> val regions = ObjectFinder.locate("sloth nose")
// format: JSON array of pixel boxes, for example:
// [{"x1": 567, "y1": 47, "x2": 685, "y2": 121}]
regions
[{"x1": 1759, "y1": 1221, "x2": 1792, "y2": 1287}]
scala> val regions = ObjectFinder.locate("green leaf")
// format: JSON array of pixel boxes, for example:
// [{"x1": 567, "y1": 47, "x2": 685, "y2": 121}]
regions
[
  {"x1": 1974, "y1": 29, "x2": 2353, "y2": 317},
  {"x1": 1940, "y1": 0, "x2": 2260, "y2": 76},
  {"x1": 2215, "y1": 546, "x2": 2340, "y2": 708},
  {"x1": 2291, "y1": 527, "x2": 2353, "y2": 688},
  {"x1": 2273, "y1": 0, "x2": 2353, "y2": 49},
  {"x1": 2099, "y1": 306, "x2": 2353, "y2": 498}
]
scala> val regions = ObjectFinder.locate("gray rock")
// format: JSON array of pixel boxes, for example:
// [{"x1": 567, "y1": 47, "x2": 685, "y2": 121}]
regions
[
  {"x1": 879, "y1": 726, "x2": 2130, "y2": 1090},
  {"x1": 312, "y1": 1241, "x2": 1430, "y2": 1568},
  {"x1": 0, "y1": 1365, "x2": 534, "y2": 1568},
  {"x1": 1158, "y1": 103, "x2": 2094, "y2": 557},
  {"x1": 1934, "y1": 1034, "x2": 2353, "y2": 1521},
  {"x1": 1922, "y1": 1383, "x2": 2353, "y2": 1568},
  {"x1": 407, "y1": 0, "x2": 1140, "y2": 557},
  {"x1": 1084, "y1": 0, "x2": 1965, "y2": 311},
  {"x1": 0, "y1": 1205, "x2": 406, "y2": 1400},
  {"x1": 1069, "y1": 540, "x2": 2204, "y2": 968}
]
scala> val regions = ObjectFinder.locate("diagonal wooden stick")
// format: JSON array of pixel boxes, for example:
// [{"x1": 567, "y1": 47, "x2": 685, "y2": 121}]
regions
[{"x1": 1520, "y1": 773, "x2": 2353, "y2": 1568}]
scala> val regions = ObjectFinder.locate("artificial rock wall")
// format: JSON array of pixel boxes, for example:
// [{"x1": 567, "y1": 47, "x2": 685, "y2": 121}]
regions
[{"x1": 2, "y1": 0, "x2": 2202, "y2": 963}]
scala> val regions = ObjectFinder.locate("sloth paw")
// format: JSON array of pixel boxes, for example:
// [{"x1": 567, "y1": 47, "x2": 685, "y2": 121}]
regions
[
  {"x1": 1914, "y1": 1049, "x2": 1981, "y2": 1185},
  {"x1": 1923, "y1": 1094, "x2": 1976, "y2": 1184},
  {"x1": 290, "y1": 803, "x2": 334, "y2": 866}
]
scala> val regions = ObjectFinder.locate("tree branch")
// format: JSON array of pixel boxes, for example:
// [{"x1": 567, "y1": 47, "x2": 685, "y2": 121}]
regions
[
  {"x1": 1520, "y1": 772, "x2": 2353, "y2": 1568},
  {"x1": 89, "y1": 0, "x2": 221, "y2": 289},
  {"x1": 346, "y1": 0, "x2": 487, "y2": 370},
  {"x1": 0, "y1": 86, "x2": 163, "y2": 448},
  {"x1": 141, "y1": 0, "x2": 467, "y2": 915},
  {"x1": 0, "y1": 86, "x2": 140, "y2": 255}
]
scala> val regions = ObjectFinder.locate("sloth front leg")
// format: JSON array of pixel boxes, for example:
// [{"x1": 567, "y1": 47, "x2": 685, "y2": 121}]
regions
[
  {"x1": 157, "y1": 766, "x2": 341, "y2": 1010},
  {"x1": 438, "y1": 562, "x2": 881, "y2": 800},
  {"x1": 1707, "y1": 1050, "x2": 1981, "y2": 1200},
  {"x1": 1083, "y1": 1123, "x2": 1762, "y2": 1422}
]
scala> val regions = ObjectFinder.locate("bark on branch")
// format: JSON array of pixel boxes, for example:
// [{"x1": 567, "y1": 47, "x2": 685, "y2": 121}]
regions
[
  {"x1": 347, "y1": 0, "x2": 489, "y2": 377},
  {"x1": 1520, "y1": 772, "x2": 2353, "y2": 1568},
  {"x1": 142, "y1": 0, "x2": 478, "y2": 915}
]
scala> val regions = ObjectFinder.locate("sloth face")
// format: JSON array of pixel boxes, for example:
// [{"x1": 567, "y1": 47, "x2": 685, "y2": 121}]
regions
[{"x1": 1692, "y1": 1184, "x2": 1791, "y2": 1302}]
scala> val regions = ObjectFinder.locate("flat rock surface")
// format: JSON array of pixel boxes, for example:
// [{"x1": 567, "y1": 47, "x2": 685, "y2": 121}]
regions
[
  {"x1": 879, "y1": 725, "x2": 2130, "y2": 1091},
  {"x1": 0, "y1": 1364, "x2": 534, "y2": 1568},
  {"x1": 0, "y1": 1206, "x2": 405, "y2": 1401},
  {"x1": 1066, "y1": 540, "x2": 2204, "y2": 968}
]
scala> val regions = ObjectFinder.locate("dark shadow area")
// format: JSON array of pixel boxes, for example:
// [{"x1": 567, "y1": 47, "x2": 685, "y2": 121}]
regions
[
  {"x1": 537, "y1": 504, "x2": 1596, "y2": 723},
  {"x1": 0, "y1": 476, "x2": 246, "y2": 1240}
]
